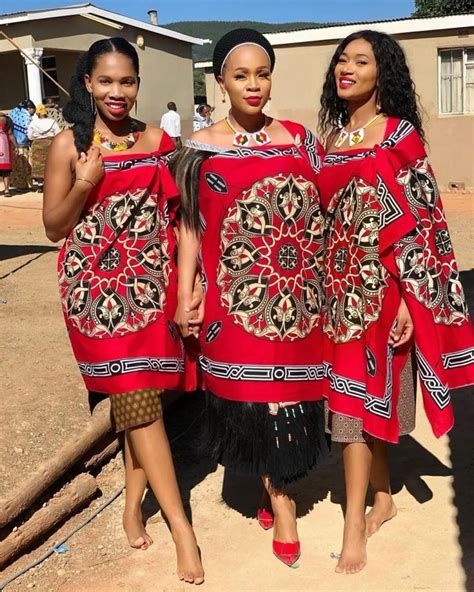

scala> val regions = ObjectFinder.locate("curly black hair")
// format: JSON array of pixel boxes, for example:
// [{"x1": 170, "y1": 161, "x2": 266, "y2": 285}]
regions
[
  {"x1": 318, "y1": 30, "x2": 425, "y2": 143},
  {"x1": 63, "y1": 38, "x2": 139, "y2": 154}
]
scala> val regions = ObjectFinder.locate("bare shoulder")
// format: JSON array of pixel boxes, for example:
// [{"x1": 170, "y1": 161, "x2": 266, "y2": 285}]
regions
[
  {"x1": 51, "y1": 128, "x2": 76, "y2": 150},
  {"x1": 49, "y1": 129, "x2": 77, "y2": 164},
  {"x1": 140, "y1": 123, "x2": 165, "y2": 150},
  {"x1": 189, "y1": 121, "x2": 226, "y2": 144},
  {"x1": 142, "y1": 123, "x2": 163, "y2": 140}
]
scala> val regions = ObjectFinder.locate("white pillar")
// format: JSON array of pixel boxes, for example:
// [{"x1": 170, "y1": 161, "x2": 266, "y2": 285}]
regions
[{"x1": 23, "y1": 47, "x2": 44, "y2": 105}]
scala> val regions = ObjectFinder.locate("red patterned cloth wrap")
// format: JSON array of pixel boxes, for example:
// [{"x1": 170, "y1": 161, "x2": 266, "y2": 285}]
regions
[
  {"x1": 318, "y1": 117, "x2": 474, "y2": 442},
  {"x1": 197, "y1": 121, "x2": 326, "y2": 402},
  {"x1": 57, "y1": 133, "x2": 195, "y2": 394}
]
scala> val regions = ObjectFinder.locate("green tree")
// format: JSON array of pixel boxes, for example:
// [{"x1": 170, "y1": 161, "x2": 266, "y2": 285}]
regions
[
  {"x1": 413, "y1": 0, "x2": 473, "y2": 17},
  {"x1": 193, "y1": 69, "x2": 206, "y2": 98}
]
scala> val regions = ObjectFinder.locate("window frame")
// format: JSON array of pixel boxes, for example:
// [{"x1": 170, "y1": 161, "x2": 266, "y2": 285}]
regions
[
  {"x1": 40, "y1": 54, "x2": 60, "y2": 102},
  {"x1": 438, "y1": 47, "x2": 474, "y2": 116}
]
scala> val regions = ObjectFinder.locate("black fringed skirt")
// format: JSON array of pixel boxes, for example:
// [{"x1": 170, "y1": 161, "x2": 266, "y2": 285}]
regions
[{"x1": 205, "y1": 391, "x2": 330, "y2": 490}]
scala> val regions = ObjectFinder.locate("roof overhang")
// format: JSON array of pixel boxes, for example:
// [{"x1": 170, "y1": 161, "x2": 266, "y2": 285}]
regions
[
  {"x1": 0, "y1": 3, "x2": 205, "y2": 45},
  {"x1": 264, "y1": 14, "x2": 474, "y2": 46}
]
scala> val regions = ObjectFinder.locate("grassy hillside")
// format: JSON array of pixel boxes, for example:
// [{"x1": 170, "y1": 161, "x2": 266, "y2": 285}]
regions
[{"x1": 162, "y1": 21, "x2": 333, "y2": 61}]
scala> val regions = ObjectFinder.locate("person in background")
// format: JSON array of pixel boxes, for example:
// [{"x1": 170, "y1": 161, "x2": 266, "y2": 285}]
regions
[
  {"x1": 45, "y1": 97, "x2": 68, "y2": 130},
  {"x1": 9, "y1": 100, "x2": 35, "y2": 191},
  {"x1": 0, "y1": 113, "x2": 17, "y2": 197},
  {"x1": 160, "y1": 101, "x2": 182, "y2": 148},
  {"x1": 192, "y1": 103, "x2": 214, "y2": 132},
  {"x1": 28, "y1": 104, "x2": 61, "y2": 192}
]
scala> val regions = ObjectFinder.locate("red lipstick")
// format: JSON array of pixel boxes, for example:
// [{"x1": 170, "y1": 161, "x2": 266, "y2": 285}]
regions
[{"x1": 245, "y1": 96, "x2": 261, "y2": 106}]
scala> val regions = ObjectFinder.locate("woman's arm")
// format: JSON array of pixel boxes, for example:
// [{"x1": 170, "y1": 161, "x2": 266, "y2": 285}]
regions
[
  {"x1": 8, "y1": 130, "x2": 17, "y2": 150},
  {"x1": 174, "y1": 225, "x2": 201, "y2": 337},
  {"x1": 43, "y1": 131, "x2": 104, "y2": 243}
]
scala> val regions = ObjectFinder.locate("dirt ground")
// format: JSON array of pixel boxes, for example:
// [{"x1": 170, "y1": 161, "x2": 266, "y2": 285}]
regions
[{"x1": 0, "y1": 191, "x2": 473, "y2": 592}]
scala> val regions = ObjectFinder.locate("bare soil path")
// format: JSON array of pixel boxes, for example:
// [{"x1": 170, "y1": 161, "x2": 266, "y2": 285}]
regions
[{"x1": 0, "y1": 192, "x2": 473, "y2": 592}]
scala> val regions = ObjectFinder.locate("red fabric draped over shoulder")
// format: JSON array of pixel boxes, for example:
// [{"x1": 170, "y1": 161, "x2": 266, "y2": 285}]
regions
[{"x1": 318, "y1": 117, "x2": 474, "y2": 441}]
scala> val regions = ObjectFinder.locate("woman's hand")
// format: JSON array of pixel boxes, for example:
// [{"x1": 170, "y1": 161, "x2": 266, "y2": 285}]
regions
[
  {"x1": 174, "y1": 277, "x2": 205, "y2": 338},
  {"x1": 188, "y1": 275, "x2": 205, "y2": 335},
  {"x1": 75, "y1": 146, "x2": 104, "y2": 187},
  {"x1": 388, "y1": 298, "x2": 414, "y2": 348}
]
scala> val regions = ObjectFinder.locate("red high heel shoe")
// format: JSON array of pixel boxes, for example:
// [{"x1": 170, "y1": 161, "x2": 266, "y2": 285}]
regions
[
  {"x1": 257, "y1": 507, "x2": 274, "y2": 530},
  {"x1": 272, "y1": 540, "x2": 301, "y2": 567}
]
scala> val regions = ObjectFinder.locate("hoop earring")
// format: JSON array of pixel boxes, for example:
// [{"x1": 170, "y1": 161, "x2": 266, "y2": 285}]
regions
[{"x1": 89, "y1": 92, "x2": 96, "y2": 116}]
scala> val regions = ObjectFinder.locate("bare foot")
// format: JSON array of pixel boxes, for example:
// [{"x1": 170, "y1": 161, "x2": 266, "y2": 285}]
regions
[
  {"x1": 123, "y1": 508, "x2": 153, "y2": 550},
  {"x1": 172, "y1": 522, "x2": 205, "y2": 585},
  {"x1": 366, "y1": 495, "x2": 397, "y2": 537},
  {"x1": 335, "y1": 519, "x2": 367, "y2": 574}
]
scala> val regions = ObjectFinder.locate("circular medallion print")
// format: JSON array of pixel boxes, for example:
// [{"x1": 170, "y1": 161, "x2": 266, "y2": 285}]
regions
[{"x1": 218, "y1": 173, "x2": 323, "y2": 341}]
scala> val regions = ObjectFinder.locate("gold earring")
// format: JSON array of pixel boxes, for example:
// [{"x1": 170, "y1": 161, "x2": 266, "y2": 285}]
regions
[{"x1": 221, "y1": 92, "x2": 226, "y2": 104}]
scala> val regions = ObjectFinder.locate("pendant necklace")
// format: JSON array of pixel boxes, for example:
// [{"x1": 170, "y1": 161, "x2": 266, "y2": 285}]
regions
[
  {"x1": 334, "y1": 113, "x2": 383, "y2": 149},
  {"x1": 225, "y1": 115, "x2": 271, "y2": 147}
]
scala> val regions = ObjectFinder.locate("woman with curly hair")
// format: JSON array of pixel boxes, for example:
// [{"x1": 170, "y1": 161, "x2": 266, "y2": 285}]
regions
[
  {"x1": 43, "y1": 37, "x2": 204, "y2": 584},
  {"x1": 318, "y1": 30, "x2": 474, "y2": 574}
]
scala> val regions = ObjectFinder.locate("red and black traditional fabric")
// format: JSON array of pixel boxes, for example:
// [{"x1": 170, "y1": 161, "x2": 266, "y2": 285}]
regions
[
  {"x1": 58, "y1": 133, "x2": 191, "y2": 395},
  {"x1": 318, "y1": 117, "x2": 474, "y2": 442},
  {"x1": 186, "y1": 121, "x2": 329, "y2": 487},
  {"x1": 196, "y1": 121, "x2": 326, "y2": 402}
]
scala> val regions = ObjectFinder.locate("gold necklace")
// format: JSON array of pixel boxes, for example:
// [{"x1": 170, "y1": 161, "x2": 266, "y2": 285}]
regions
[
  {"x1": 224, "y1": 116, "x2": 271, "y2": 147},
  {"x1": 334, "y1": 113, "x2": 383, "y2": 148}
]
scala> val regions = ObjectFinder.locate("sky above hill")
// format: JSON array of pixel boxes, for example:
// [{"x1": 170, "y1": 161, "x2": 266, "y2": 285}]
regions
[{"x1": 2, "y1": 0, "x2": 416, "y2": 24}]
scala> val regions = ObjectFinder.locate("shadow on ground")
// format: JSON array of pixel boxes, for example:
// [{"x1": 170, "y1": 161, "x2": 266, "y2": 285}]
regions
[
  {"x1": 0, "y1": 244, "x2": 57, "y2": 262},
  {"x1": 449, "y1": 268, "x2": 474, "y2": 590},
  {"x1": 142, "y1": 391, "x2": 218, "y2": 525},
  {"x1": 136, "y1": 269, "x2": 474, "y2": 582}
]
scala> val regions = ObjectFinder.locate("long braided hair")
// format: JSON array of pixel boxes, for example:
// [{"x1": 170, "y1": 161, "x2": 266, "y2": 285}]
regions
[{"x1": 63, "y1": 37, "x2": 139, "y2": 154}]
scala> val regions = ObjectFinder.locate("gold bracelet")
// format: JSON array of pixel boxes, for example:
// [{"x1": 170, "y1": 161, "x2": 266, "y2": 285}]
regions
[{"x1": 76, "y1": 177, "x2": 96, "y2": 187}]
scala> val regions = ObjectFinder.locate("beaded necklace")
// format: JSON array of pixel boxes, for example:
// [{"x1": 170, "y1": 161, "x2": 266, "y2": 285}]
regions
[
  {"x1": 224, "y1": 115, "x2": 271, "y2": 147},
  {"x1": 93, "y1": 120, "x2": 139, "y2": 152},
  {"x1": 334, "y1": 113, "x2": 384, "y2": 148}
]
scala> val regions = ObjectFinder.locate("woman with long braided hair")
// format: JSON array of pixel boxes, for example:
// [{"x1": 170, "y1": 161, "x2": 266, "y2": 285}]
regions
[{"x1": 43, "y1": 38, "x2": 204, "y2": 584}]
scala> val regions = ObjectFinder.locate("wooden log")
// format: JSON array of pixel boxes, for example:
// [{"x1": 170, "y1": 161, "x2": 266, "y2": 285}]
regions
[
  {"x1": 0, "y1": 474, "x2": 98, "y2": 569},
  {"x1": 0, "y1": 402, "x2": 112, "y2": 528},
  {"x1": 80, "y1": 436, "x2": 121, "y2": 472}
]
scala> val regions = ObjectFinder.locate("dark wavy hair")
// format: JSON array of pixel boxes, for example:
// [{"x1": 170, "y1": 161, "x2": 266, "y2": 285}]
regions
[
  {"x1": 318, "y1": 30, "x2": 425, "y2": 143},
  {"x1": 63, "y1": 37, "x2": 139, "y2": 154},
  {"x1": 168, "y1": 148, "x2": 212, "y2": 233}
]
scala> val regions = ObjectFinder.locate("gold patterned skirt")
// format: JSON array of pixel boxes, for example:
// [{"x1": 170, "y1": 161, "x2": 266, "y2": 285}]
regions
[
  {"x1": 109, "y1": 388, "x2": 164, "y2": 432},
  {"x1": 326, "y1": 354, "x2": 416, "y2": 443}
]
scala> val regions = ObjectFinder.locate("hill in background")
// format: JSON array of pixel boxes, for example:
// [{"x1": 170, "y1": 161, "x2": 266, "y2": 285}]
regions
[{"x1": 162, "y1": 21, "x2": 334, "y2": 61}]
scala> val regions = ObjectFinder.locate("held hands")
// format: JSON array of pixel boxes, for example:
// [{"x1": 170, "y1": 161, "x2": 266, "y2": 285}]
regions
[
  {"x1": 388, "y1": 298, "x2": 414, "y2": 348},
  {"x1": 174, "y1": 276, "x2": 205, "y2": 338},
  {"x1": 75, "y1": 146, "x2": 104, "y2": 188}
]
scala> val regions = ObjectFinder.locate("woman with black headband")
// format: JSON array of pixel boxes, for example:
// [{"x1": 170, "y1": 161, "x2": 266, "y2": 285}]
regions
[{"x1": 170, "y1": 28, "x2": 328, "y2": 567}]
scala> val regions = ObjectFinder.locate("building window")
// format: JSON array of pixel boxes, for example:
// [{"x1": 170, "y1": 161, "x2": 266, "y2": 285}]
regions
[
  {"x1": 41, "y1": 55, "x2": 59, "y2": 101},
  {"x1": 439, "y1": 48, "x2": 474, "y2": 114}
]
